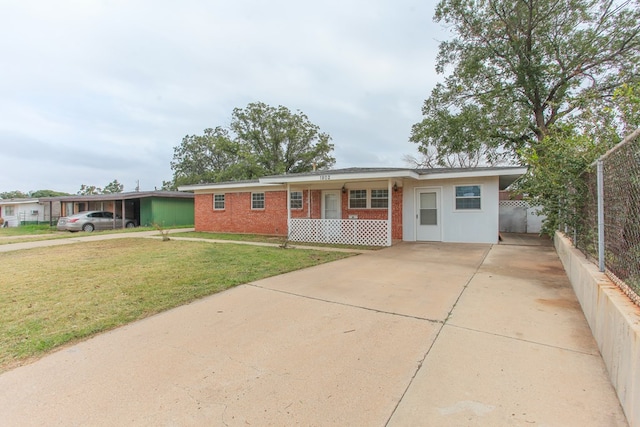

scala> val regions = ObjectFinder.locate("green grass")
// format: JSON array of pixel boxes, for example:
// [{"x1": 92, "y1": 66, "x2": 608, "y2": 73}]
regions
[
  {"x1": 0, "y1": 225, "x2": 182, "y2": 245},
  {"x1": 0, "y1": 224, "x2": 59, "y2": 235},
  {"x1": 0, "y1": 238, "x2": 352, "y2": 372},
  {"x1": 171, "y1": 231, "x2": 382, "y2": 250}
]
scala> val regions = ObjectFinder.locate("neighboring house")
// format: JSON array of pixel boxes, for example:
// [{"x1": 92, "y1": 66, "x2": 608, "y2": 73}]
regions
[
  {"x1": 0, "y1": 198, "x2": 54, "y2": 227},
  {"x1": 40, "y1": 191, "x2": 195, "y2": 227},
  {"x1": 179, "y1": 167, "x2": 527, "y2": 246}
]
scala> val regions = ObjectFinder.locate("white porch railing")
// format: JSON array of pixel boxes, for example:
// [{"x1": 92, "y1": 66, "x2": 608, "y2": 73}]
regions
[{"x1": 288, "y1": 218, "x2": 389, "y2": 246}]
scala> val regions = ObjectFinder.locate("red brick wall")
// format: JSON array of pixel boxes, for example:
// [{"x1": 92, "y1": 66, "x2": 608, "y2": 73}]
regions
[
  {"x1": 340, "y1": 188, "x2": 403, "y2": 240},
  {"x1": 194, "y1": 187, "x2": 403, "y2": 239},
  {"x1": 195, "y1": 191, "x2": 288, "y2": 236}
]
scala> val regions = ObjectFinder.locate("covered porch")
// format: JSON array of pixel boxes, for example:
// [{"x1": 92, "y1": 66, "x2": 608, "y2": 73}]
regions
[{"x1": 267, "y1": 172, "x2": 406, "y2": 247}]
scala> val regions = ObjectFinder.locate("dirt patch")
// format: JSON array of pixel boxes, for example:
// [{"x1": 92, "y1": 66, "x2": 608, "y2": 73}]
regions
[{"x1": 535, "y1": 298, "x2": 580, "y2": 310}]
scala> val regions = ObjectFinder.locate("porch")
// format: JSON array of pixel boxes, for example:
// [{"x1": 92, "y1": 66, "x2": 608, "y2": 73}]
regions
[
  {"x1": 283, "y1": 178, "x2": 400, "y2": 247},
  {"x1": 288, "y1": 218, "x2": 390, "y2": 246}
]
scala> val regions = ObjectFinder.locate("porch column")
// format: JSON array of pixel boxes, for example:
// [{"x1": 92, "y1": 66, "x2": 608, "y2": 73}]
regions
[
  {"x1": 286, "y1": 183, "x2": 291, "y2": 239},
  {"x1": 387, "y1": 179, "x2": 392, "y2": 246},
  {"x1": 121, "y1": 198, "x2": 126, "y2": 229}
]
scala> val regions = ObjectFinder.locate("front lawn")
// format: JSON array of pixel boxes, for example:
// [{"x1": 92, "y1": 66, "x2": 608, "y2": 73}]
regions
[
  {"x1": 0, "y1": 224, "x2": 58, "y2": 236},
  {"x1": 0, "y1": 238, "x2": 352, "y2": 372},
  {"x1": 171, "y1": 231, "x2": 382, "y2": 250}
]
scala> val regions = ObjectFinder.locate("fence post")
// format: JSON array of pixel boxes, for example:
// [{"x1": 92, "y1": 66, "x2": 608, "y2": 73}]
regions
[{"x1": 597, "y1": 159, "x2": 605, "y2": 272}]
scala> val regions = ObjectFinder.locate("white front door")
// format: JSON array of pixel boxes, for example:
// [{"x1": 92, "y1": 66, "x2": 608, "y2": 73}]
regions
[
  {"x1": 416, "y1": 188, "x2": 441, "y2": 241},
  {"x1": 322, "y1": 191, "x2": 341, "y2": 219}
]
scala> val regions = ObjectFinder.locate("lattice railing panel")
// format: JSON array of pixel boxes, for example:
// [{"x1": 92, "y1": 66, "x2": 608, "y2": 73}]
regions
[
  {"x1": 289, "y1": 219, "x2": 389, "y2": 246},
  {"x1": 499, "y1": 200, "x2": 529, "y2": 208}
]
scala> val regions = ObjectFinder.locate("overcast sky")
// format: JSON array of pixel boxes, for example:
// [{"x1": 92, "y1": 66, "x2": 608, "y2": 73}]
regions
[{"x1": 1, "y1": 0, "x2": 449, "y2": 194}]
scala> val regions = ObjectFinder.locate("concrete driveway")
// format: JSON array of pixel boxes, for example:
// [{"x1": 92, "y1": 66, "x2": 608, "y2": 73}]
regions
[{"x1": 0, "y1": 239, "x2": 627, "y2": 426}]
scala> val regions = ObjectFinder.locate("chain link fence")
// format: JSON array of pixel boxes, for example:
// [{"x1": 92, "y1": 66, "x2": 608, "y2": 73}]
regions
[{"x1": 575, "y1": 128, "x2": 640, "y2": 306}]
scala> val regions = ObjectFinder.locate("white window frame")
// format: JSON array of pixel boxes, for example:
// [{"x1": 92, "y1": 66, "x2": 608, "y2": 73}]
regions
[
  {"x1": 347, "y1": 188, "x2": 389, "y2": 209},
  {"x1": 348, "y1": 189, "x2": 367, "y2": 209},
  {"x1": 290, "y1": 191, "x2": 303, "y2": 210},
  {"x1": 251, "y1": 192, "x2": 265, "y2": 210},
  {"x1": 4, "y1": 206, "x2": 15, "y2": 216},
  {"x1": 370, "y1": 189, "x2": 389, "y2": 209},
  {"x1": 454, "y1": 184, "x2": 482, "y2": 211},
  {"x1": 213, "y1": 194, "x2": 225, "y2": 210}
]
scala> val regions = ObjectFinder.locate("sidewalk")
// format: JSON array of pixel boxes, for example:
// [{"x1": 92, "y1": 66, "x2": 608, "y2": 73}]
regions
[
  {"x1": 0, "y1": 235, "x2": 628, "y2": 426},
  {"x1": 0, "y1": 229, "x2": 370, "y2": 254}
]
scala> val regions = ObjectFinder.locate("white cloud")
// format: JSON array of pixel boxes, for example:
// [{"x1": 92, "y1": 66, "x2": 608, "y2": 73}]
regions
[{"x1": 0, "y1": 0, "x2": 446, "y2": 194}]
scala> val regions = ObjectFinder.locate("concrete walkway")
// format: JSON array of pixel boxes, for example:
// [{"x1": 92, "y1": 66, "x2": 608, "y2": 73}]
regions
[{"x1": 0, "y1": 236, "x2": 628, "y2": 426}]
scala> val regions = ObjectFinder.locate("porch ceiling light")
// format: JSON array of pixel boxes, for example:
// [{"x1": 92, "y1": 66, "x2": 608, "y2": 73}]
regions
[
  {"x1": 393, "y1": 182, "x2": 398, "y2": 192},
  {"x1": 341, "y1": 184, "x2": 346, "y2": 194}
]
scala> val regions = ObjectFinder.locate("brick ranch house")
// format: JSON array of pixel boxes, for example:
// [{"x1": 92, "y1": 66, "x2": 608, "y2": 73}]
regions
[{"x1": 179, "y1": 167, "x2": 527, "y2": 246}]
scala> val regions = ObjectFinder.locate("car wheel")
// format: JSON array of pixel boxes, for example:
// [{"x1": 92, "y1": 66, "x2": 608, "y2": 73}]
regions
[
  {"x1": 125, "y1": 222, "x2": 135, "y2": 228},
  {"x1": 82, "y1": 223, "x2": 95, "y2": 232}
]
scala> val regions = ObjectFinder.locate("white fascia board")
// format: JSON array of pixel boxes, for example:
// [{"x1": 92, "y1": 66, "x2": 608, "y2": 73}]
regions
[
  {"x1": 0, "y1": 199, "x2": 39, "y2": 205},
  {"x1": 417, "y1": 167, "x2": 527, "y2": 181},
  {"x1": 259, "y1": 170, "x2": 419, "y2": 184},
  {"x1": 178, "y1": 182, "x2": 283, "y2": 193}
]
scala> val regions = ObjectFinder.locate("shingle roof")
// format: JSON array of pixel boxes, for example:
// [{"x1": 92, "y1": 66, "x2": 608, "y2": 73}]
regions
[{"x1": 38, "y1": 191, "x2": 194, "y2": 202}]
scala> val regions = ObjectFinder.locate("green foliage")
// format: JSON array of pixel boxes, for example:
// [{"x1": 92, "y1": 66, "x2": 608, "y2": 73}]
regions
[
  {"x1": 170, "y1": 127, "x2": 248, "y2": 187},
  {"x1": 0, "y1": 190, "x2": 72, "y2": 199},
  {"x1": 230, "y1": 102, "x2": 335, "y2": 176},
  {"x1": 614, "y1": 82, "x2": 640, "y2": 133},
  {"x1": 160, "y1": 180, "x2": 177, "y2": 191},
  {"x1": 77, "y1": 180, "x2": 123, "y2": 195},
  {"x1": 29, "y1": 190, "x2": 71, "y2": 197},
  {"x1": 411, "y1": 0, "x2": 640, "y2": 162},
  {"x1": 0, "y1": 191, "x2": 30, "y2": 199},
  {"x1": 170, "y1": 102, "x2": 335, "y2": 186},
  {"x1": 517, "y1": 125, "x2": 611, "y2": 236},
  {"x1": 517, "y1": 78, "x2": 640, "y2": 236},
  {"x1": 102, "y1": 179, "x2": 124, "y2": 194},
  {"x1": 77, "y1": 184, "x2": 102, "y2": 195}
]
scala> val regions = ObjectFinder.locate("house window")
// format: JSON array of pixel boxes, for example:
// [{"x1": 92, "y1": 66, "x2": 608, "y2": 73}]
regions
[
  {"x1": 290, "y1": 191, "x2": 302, "y2": 209},
  {"x1": 370, "y1": 189, "x2": 389, "y2": 208},
  {"x1": 349, "y1": 190, "x2": 367, "y2": 209},
  {"x1": 4, "y1": 206, "x2": 14, "y2": 216},
  {"x1": 455, "y1": 185, "x2": 481, "y2": 210},
  {"x1": 213, "y1": 194, "x2": 225, "y2": 210},
  {"x1": 252, "y1": 192, "x2": 265, "y2": 209}
]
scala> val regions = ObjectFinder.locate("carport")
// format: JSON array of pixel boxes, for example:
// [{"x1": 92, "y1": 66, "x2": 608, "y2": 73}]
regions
[{"x1": 41, "y1": 191, "x2": 194, "y2": 228}]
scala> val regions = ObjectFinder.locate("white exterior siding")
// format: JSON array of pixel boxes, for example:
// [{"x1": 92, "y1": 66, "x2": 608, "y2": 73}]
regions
[
  {"x1": 402, "y1": 176, "x2": 500, "y2": 244},
  {"x1": 0, "y1": 201, "x2": 45, "y2": 227}
]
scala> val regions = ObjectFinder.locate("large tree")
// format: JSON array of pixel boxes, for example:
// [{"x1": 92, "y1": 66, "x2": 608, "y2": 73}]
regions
[
  {"x1": 77, "y1": 180, "x2": 123, "y2": 195},
  {"x1": 0, "y1": 191, "x2": 30, "y2": 199},
  {"x1": 411, "y1": 0, "x2": 640, "y2": 164},
  {"x1": 170, "y1": 127, "x2": 249, "y2": 187},
  {"x1": 170, "y1": 102, "x2": 335, "y2": 186}
]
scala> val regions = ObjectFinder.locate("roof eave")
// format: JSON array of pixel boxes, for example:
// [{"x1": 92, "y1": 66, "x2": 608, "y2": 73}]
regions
[
  {"x1": 417, "y1": 167, "x2": 527, "y2": 181},
  {"x1": 259, "y1": 170, "x2": 420, "y2": 184},
  {"x1": 178, "y1": 182, "x2": 281, "y2": 192}
]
